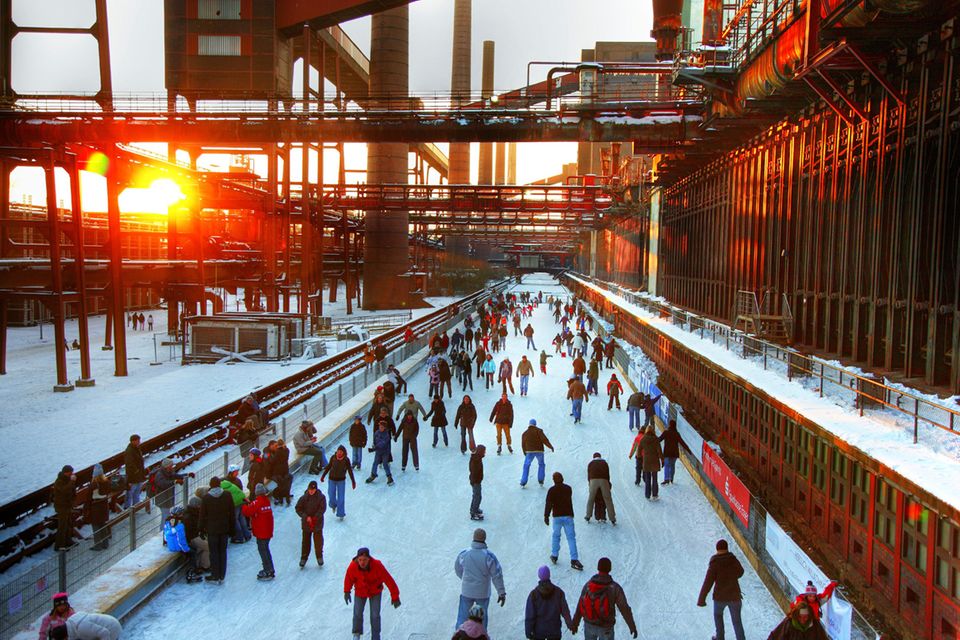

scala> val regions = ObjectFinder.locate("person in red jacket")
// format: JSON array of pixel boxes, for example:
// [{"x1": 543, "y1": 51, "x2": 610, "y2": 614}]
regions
[
  {"x1": 344, "y1": 547, "x2": 401, "y2": 640},
  {"x1": 792, "y1": 580, "x2": 838, "y2": 620},
  {"x1": 241, "y1": 484, "x2": 275, "y2": 580},
  {"x1": 606, "y1": 375, "x2": 624, "y2": 410}
]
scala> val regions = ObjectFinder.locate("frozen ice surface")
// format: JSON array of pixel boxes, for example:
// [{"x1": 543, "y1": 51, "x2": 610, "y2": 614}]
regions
[{"x1": 122, "y1": 275, "x2": 782, "y2": 640}]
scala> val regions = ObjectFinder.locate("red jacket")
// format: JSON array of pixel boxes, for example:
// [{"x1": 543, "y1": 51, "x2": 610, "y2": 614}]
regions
[
  {"x1": 344, "y1": 557, "x2": 400, "y2": 600},
  {"x1": 792, "y1": 581, "x2": 838, "y2": 619},
  {"x1": 607, "y1": 379, "x2": 623, "y2": 395},
  {"x1": 241, "y1": 495, "x2": 274, "y2": 539}
]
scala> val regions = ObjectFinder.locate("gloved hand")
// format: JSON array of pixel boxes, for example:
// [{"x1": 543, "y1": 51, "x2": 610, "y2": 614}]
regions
[
  {"x1": 696, "y1": 600, "x2": 706, "y2": 607},
  {"x1": 344, "y1": 592, "x2": 352, "y2": 605},
  {"x1": 544, "y1": 515, "x2": 550, "y2": 526},
  {"x1": 392, "y1": 599, "x2": 401, "y2": 608},
  {"x1": 497, "y1": 593, "x2": 506, "y2": 607}
]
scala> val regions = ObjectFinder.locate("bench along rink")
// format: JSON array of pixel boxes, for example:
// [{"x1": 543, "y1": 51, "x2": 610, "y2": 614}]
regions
[{"x1": 123, "y1": 276, "x2": 783, "y2": 639}]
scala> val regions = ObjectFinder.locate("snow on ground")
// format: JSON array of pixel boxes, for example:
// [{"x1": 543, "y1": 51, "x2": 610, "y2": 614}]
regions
[
  {"x1": 0, "y1": 286, "x2": 454, "y2": 504},
  {"x1": 123, "y1": 274, "x2": 782, "y2": 640},
  {"x1": 571, "y1": 274, "x2": 960, "y2": 513}
]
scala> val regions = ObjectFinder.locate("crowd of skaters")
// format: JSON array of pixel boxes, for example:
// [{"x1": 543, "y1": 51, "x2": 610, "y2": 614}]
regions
[{"x1": 43, "y1": 286, "x2": 838, "y2": 640}]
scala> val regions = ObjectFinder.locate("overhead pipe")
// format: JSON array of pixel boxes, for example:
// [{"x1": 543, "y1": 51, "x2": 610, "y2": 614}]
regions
[
  {"x1": 651, "y1": 0, "x2": 684, "y2": 61},
  {"x1": 543, "y1": 63, "x2": 674, "y2": 109}
]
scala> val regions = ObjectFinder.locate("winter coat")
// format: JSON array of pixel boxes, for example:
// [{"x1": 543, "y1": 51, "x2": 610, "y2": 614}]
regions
[
  {"x1": 452, "y1": 619, "x2": 489, "y2": 640},
  {"x1": 425, "y1": 400, "x2": 448, "y2": 427},
  {"x1": 545, "y1": 482, "x2": 574, "y2": 518},
  {"x1": 766, "y1": 614, "x2": 830, "y2": 640},
  {"x1": 87, "y1": 477, "x2": 113, "y2": 524},
  {"x1": 372, "y1": 428, "x2": 392, "y2": 453},
  {"x1": 521, "y1": 426, "x2": 553, "y2": 453},
  {"x1": 525, "y1": 580, "x2": 573, "y2": 640},
  {"x1": 516, "y1": 359, "x2": 534, "y2": 376},
  {"x1": 643, "y1": 394, "x2": 662, "y2": 418},
  {"x1": 38, "y1": 608, "x2": 74, "y2": 640},
  {"x1": 397, "y1": 417, "x2": 420, "y2": 440},
  {"x1": 62, "y1": 612, "x2": 122, "y2": 640},
  {"x1": 295, "y1": 489, "x2": 326, "y2": 532},
  {"x1": 241, "y1": 495, "x2": 274, "y2": 539},
  {"x1": 271, "y1": 445, "x2": 290, "y2": 479},
  {"x1": 455, "y1": 403, "x2": 478, "y2": 430},
  {"x1": 293, "y1": 427, "x2": 318, "y2": 454},
  {"x1": 572, "y1": 357, "x2": 586, "y2": 375},
  {"x1": 320, "y1": 456, "x2": 356, "y2": 484},
  {"x1": 441, "y1": 334, "x2": 450, "y2": 350},
  {"x1": 374, "y1": 343, "x2": 387, "y2": 361},
  {"x1": 382, "y1": 379, "x2": 397, "y2": 404},
  {"x1": 498, "y1": 360, "x2": 513, "y2": 380},
  {"x1": 469, "y1": 452, "x2": 484, "y2": 485},
  {"x1": 438, "y1": 359, "x2": 452, "y2": 381},
  {"x1": 200, "y1": 487, "x2": 235, "y2": 537},
  {"x1": 524, "y1": 325, "x2": 534, "y2": 337},
  {"x1": 606, "y1": 378, "x2": 623, "y2": 396},
  {"x1": 247, "y1": 456, "x2": 266, "y2": 496},
  {"x1": 153, "y1": 467, "x2": 184, "y2": 509},
  {"x1": 455, "y1": 541, "x2": 506, "y2": 599},
  {"x1": 221, "y1": 479, "x2": 245, "y2": 507},
  {"x1": 349, "y1": 421, "x2": 368, "y2": 448},
  {"x1": 52, "y1": 472, "x2": 76, "y2": 515},
  {"x1": 627, "y1": 392, "x2": 644, "y2": 409},
  {"x1": 451, "y1": 331, "x2": 464, "y2": 350},
  {"x1": 367, "y1": 401, "x2": 390, "y2": 425},
  {"x1": 659, "y1": 427, "x2": 683, "y2": 458},
  {"x1": 183, "y1": 504, "x2": 202, "y2": 540},
  {"x1": 587, "y1": 360, "x2": 599, "y2": 381},
  {"x1": 395, "y1": 399, "x2": 427, "y2": 420},
  {"x1": 638, "y1": 432, "x2": 663, "y2": 472},
  {"x1": 587, "y1": 458, "x2": 611, "y2": 481},
  {"x1": 697, "y1": 551, "x2": 745, "y2": 604},
  {"x1": 488, "y1": 399, "x2": 514, "y2": 427},
  {"x1": 473, "y1": 347, "x2": 487, "y2": 363},
  {"x1": 344, "y1": 556, "x2": 400, "y2": 600},
  {"x1": 481, "y1": 359, "x2": 497, "y2": 375},
  {"x1": 567, "y1": 380, "x2": 588, "y2": 401},
  {"x1": 571, "y1": 573, "x2": 636, "y2": 633},
  {"x1": 792, "y1": 582, "x2": 838, "y2": 620},
  {"x1": 604, "y1": 341, "x2": 615, "y2": 357},
  {"x1": 124, "y1": 443, "x2": 145, "y2": 484}
]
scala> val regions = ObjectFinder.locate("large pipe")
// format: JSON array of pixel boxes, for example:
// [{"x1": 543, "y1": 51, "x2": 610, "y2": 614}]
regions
[
  {"x1": 448, "y1": 0, "x2": 471, "y2": 184},
  {"x1": 478, "y1": 40, "x2": 495, "y2": 184},
  {"x1": 363, "y1": 5, "x2": 410, "y2": 309},
  {"x1": 651, "y1": 0, "x2": 684, "y2": 61}
]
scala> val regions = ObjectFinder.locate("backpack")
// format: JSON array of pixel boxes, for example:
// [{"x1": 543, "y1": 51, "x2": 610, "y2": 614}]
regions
[
  {"x1": 145, "y1": 471, "x2": 159, "y2": 498},
  {"x1": 580, "y1": 582, "x2": 614, "y2": 626}
]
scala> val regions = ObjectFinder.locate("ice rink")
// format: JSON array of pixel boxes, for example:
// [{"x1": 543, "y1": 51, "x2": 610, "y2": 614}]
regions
[{"x1": 123, "y1": 275, "x2": 783, "y2": 639}]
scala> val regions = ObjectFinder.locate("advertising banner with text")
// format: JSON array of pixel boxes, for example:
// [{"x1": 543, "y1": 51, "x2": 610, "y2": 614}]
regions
[{"x1": 701, "y1": 442, "x2": 751, "y2": 528}]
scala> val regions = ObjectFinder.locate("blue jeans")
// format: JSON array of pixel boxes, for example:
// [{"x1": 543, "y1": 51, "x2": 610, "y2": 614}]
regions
[
  {"x1": 470, "y1": 483, "x2": 482, "y2": 516},
  {"x1": 352, "y1": 446, "x2": 362, "y2": 469},
  {"x1": 628, "y1": 407, "x2": 642, "y2": 430},
  {"x1": 124, "y1": 482, "x2": 142, "y2": 509},
  {"x1": 526, "y1": 337, "x2": 536, "y2": 349},
  {"x1": 643, "y1": 470, "x2": 659, "y2": 499},
  {"x1": 551, "y1": 516, "x2": 578, "y2": 561},
  {"x1": 256, "y1": 537, "x2": 274, "y2": 574},
  {"x1": 235, "y1": 505, "x2": 251, "y2": 541},
  {"x1": 433, "y1": 426, "x2": 448, "y2": 447},
  {"x1": 353, "y1": 592, "x2": 383, "y2": 640},
  {"x1": 456, "y1": 595, "x2": 490, "y2": 629},
  {"x1": 328, "y1": 479, "x2": 346, "y2": 518},
  {"x1": 664, "y1": 457, "x2": 677, "y2": 483},
  {"x1": 583, "y1": 622, "x2": 615, "y2": 640},
  {"x1": 520, "y1": 452, "x2": 545, "y2": 486},
  {"x1": 587, "y1": 377, "x2": 598, "y2": 394},
  {"x1": 713, "y1": 600, "x2": 746, "y2": 640},
  {"x1": 370, "y1": 451, "x2": 391, "y2": 479},
  {"x1": 572, "y1": 398, "x2": 583, "y2": 421},
  {"x1": 519, "y1": 375, "x2": 529, "y2": 395}
]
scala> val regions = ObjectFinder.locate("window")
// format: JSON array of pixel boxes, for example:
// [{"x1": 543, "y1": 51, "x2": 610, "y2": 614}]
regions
[
  {"x1": 874, "y1": 479, "x2": 897, "y2": 549},
  {"x1": 850, "y1": 461, "x2": 870, "y2": 526},
  {"x1": 198, "y1": 35, "x2": 241, "y2": 56},
  {"x1": 198, "y1": 0, "x2": 241, "y2": 19},
  {"x1": 796, "y1": 429, "x2": 810, "y2": 478},
  {"x1": 813, "y1": 438, "x2": 828, "y2": 491},
  {"x1": 901, "y1": 498, "x2": 929, "y2": 574},
  {"x1": 829, "y1": 447, "x2": 847, "y2": 506},
  {"x1": 935, "y1": 518, "x2": 960, "y2": 601}
]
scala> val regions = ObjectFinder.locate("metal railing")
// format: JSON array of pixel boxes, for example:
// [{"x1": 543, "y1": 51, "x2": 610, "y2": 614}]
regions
[{"x1": 571, "y1": 274, "x2": 960, "y2": 445}]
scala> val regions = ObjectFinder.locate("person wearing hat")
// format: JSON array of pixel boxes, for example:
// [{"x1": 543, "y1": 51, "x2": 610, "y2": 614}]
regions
[
  {"x1": 320, "y1": 445, "x2": 357, "y2": 519},
  {"x1": 349, "y1": 416, "x2": 368, "y2": 470},
  {"x1": 571, "y1": 557, "x2": 638, "y2": 638},
  {"x1": 183, "y1": 496, "x2": 210, "y2": 576},
  {"x1": 584, "y1": 453, "x2": 617, "y2": 526},
  {"x1": 293, "y1": 420, "x2": 327, "y2": 475},
  {"x1": 766, "y1": 602, "x2": 828, "y2": 640},
  {"x1": 200, "y1": 476, "x2": 235, "y2": 583},
  {"x1": 296, "y1": 480, "x2": 327, "y2": 568},
  {"x1": 153, "y1": 458, "x2": 191, "y2": 534},
  {"x1": 343, "y1": 547, "x2": 401, "y2": 640},
  {"x1": 454, "y1": 528, "x2": 506, "y2": 629},
  {"x1": 87, "y1": 463, "x2": 116, "y2": 551},
  {"x1": 38, "y1": 592, "x2": 74, "y2": 640},
  {"x1": 606, "y1": 374, "x2": 624, "y2": 410},
  {"x1": 365, "y1": 420, "x2": 395, "y2": 486},
  {"x1": 525, "y1": 565, "x2": 574, "y2": 640},
  {"x1": 520, "y1": 419, "x2": 554, "y2": 488},
  {"x1": 52, "y1": 465, "x2": 77, "y2": 550},
  {"x1": 453, "y1": 601, "x2": 490, "y2": 640},
  {"x1": 47, "y1": 611, "x2": 122, "y2": 640},
  {"x1": 697, "y1": 539, "x2": 746, "y2": 640},
  {"x1": 246, "y1": 448, "x2": 267, "y2": 500},
  {"x1": 123, "y1": 434, "x2": 146, "y2": 509},
  {"x1": 242, "y1": 483, "x2": 275, "y2": 580},
  {"x1": 792, "y1": 580, "x2": 838, "y2": 621},
  {"x1": 221, "y1": 465, "x2": 250, "y2": 544},
  {"x1": 545, "y1": 472, "x2": 582, "y2": 571}
]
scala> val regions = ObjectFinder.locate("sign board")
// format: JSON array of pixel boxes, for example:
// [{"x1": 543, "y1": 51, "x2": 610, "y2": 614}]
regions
[{"x1": 701, "y1": 442, "x2": 751, "y2": 527}]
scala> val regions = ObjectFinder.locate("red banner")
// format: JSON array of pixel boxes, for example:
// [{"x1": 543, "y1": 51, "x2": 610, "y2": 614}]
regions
[{"x1": 702, "y1": 443, "x2": 751, "y2": 528}]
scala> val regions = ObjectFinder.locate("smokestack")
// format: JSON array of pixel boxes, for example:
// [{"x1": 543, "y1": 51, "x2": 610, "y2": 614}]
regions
[
  {"x1": 507, "y1": 143, "x2": 517, "y2": 184},
  {"x1": 478, "y1": 40, "x2": 494, "y2": 184},
  {"x1": 651, "y1": 0, "x2": 683, "y2": 60},
  {"x1": 495, "y1": 142, "x2": 506, "y2": 184},
  {"x1": 449, "y1": 0, "x2": 471, "y2": 184}
]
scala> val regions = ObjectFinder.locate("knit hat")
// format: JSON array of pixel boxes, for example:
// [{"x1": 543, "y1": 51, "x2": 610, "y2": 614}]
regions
[
  {"x1": 805, "y1": 581, "x2": 817, "y2": 596},
  {"x1": 52, "y1": 592, "x2": 69, "y2": 607},
  {"x1": 538, "y1": 565, "x2": 551, "y2": 581},
  {"x1": 188, "y1": 496, "x2": 202, "y2": 509},
  {"x1": 356, "y1": 547, "x2": 370, "y2": 558},
  {"x1": 473, "y1": 528, "x2": 487, "y2": 543},
  {"x1": 227, "y1": 464, "x2": 240, "y2": 474},
  {"x1": 307, "y1": 480, "x2": 318, "y2": 490},
  {"x1": 468, "y1": 602, "x2": 485, "y2": 622},
  {"x1": 529, "y1": 418, "x2": 537, "y2": 426},
  {"x1": 161, "y1": 458, "x2": 174, "y2": 468},
  {"x1": 255, "y1": 483, "x2": 269, "y2": 496},
  {"x1": 597, "y1": 557, "x2": 612, "y2": 573},
  {"x1": 249, "y1": 448, "x2": 262, "y2": 458}
]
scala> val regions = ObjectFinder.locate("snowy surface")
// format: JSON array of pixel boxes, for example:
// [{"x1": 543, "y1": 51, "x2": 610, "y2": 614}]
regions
[
  {"x1": 571, "y1": 275, "x2": 960, "y2": 512},
  {"x1": 123, "y1": 274, "x2": 782, "y2": 640},
  {"x1": 0, "y1": 287, "x2": 454, "y2": 504}
]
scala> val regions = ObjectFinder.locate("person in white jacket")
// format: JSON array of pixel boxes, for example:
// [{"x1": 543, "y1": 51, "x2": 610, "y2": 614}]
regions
[
  {"x1": 454, "y1": 528, "x2": 506, "y2": 630},
  {"x1": 48, "y1": 612, "x2": 121, "y2": 640}
]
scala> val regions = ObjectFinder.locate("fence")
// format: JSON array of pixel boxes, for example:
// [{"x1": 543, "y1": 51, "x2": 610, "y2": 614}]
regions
[
  {"x1": 572, "y1": 274, "x2": 960, "y2": 445},
  {"x1": 0, "y1": 292, "x2": 487, "y2": 638},
  {"x1": 576, "y1": 290, "x2": 881, "y2": 640}
]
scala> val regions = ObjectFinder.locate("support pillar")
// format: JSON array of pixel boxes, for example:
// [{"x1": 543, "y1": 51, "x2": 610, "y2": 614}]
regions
[
  {"x1": 478, "y1": 40, "x2": 495, "y2": 184},
  {"x1": 495, "y1": 142, "x2": 506, "y2": 185},
  {"x1": 68, "y1": 157, "x2": 93, "y2": 386},
  {"x1": 448, "y1": 0, "x2": 471, "y2": 184},
  {"x1": 45, "y1": 153, "x2": 73, "y2": 391},
  {"x1": 105, "y1": 153, "x2": 128, "y2": 375},
  {"x1": 363, "y1": 5, "x2": 410, "y2": 309},
  {"x1": 507, "y1": 143, "x2": 517, "y2": 184}
]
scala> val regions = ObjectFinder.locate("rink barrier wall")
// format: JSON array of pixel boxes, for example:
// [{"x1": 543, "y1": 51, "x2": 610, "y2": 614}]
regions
[
  {"x1": 2, "y1": 286, "x2": 502, "y2": 639},
  {"x1": 574, "y1": 278, "x2": 881, "y2": 640}
]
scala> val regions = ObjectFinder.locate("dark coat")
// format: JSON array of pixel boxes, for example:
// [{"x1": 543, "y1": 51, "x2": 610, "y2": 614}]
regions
[
  {"x1": 545, "y1": 482, "x2": 574, "y2": 518},
  {"x1": 247, "y1": 457, "x2": 266, "y2": 496},
  {"x1": 368, "y1": 401, "x2": 390, "y2": 425},
  {"x1": 295, "y1": 489, "x2": 327, "y2": 532},
  {"x1": 52, "y1": 472, "x2": 76, "y2": 514},
  {"x1": 438, "y1": 359, "x2": 452, "y2": 382},
  {"x1": 627, "y1": 392, "x2": 644, "y2": 409},
  {"x1": 640, "y1": 432, "x2": 663, "y2": 472},
  {"x1": 697, "y1": 551, "x2": 745, "y2": 604},
  {"x1": 321, "y1": 456, "x2": 356, "y2": 485},
  {"x1": 271, "y1": 446, "x2": 290, "y2": 480},
  {"x1": 766, "y1": 614, "x2": 829, "y2": 640},
  {"x1": 372, "y1": 428, "x2": 392, "y2": 453},
  {"x1": 396, "y1": 417, "x2": 420, "y2": 440},
  {"x1": 425, "y1": 400, "x2": 448, "y2": 427},
  {"x1": 488, "y1": 400, "x2": 514, "y2": 428},
  {"x1": 521, "y1": 426, "x2": 553, "y2": 453},
  {"x1": 349, "y1": 421, "x2": 368, "y2": 448},
  {"x1": 469, "y1": 452, "x2": 484, "y2": 485},
  {"x1": 153, "y1": 467, "x2": 184, "y2": 509},
  {"x1": 124, "y1": 444, "x2": 146, "y2": 484},
  {"x1": 587, "y1": 458, "x2": 611, "y2": 481},
  {"x1": 643, "y1": 394, "x2": 662, "y2": 418},
  {"x1": 200, "y1": 487, "x2": 235, "y2": 537},
  {"x1": 183, "y1": 504, "x2": 203, "y2": 540},
  {"x1": 455, "y1": 403, "x2": 477, "y2": 430},
  {"x1": 571, "y1": 573, "x2": 636, "y2": 633},
  {"x1": 525, "y1": 580, "x2": 573, "y2": 640},
  {"x1": 659, "y1": 427, "x2": 683, "y2": 458}
]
